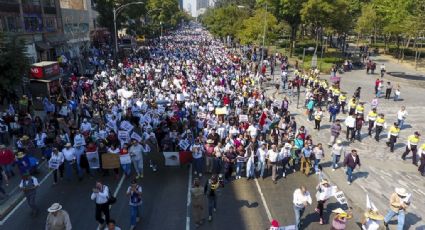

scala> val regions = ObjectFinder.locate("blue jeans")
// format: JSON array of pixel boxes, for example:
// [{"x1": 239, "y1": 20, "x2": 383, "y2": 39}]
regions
[
  {"x1": 208, "y1": 196, "x2": 217, "y2": 216},
  {"x1": 384, "y1": 209, "x2": 405, "y2": 230},
  {"x1": 130, "y1": 205, "x2": 141, "y2": 226},
  {"x1": 132, "y1": 159, "x2": 143, "y2": 176},
  {"x1": 293, "y1": 205, "x2": 305, "y2": 230},
  {"x1": 193, "y1": 157, "x2": 204, "y2": 174},
  {"x1": 313, "y1": 159, "x2": 321, "y2": 172},
  {"x1": 122, "y1": 163, "x2": 131, "y2": 176},
  {"x1": 235, "y1": 161, "x2": 244, "y2": 177},
  {"x1": 397, "y1": 119, "x2": 404, "y2": 130},
  {"x1": 257, "y1": 161, "x2": 266, "y2": 177},
  {"x1": 246, "y1": 161, "x2": 255, "y2": 178},
  {"x1": 64, "y1": 160, "x2": 73, "y2": 179},
  {"x1": 329, "y1": 114, "x2": 336, "y2": 122},
  {"x1": 346, "y1": 167, "x2": 354, "y2": 183},
  {"x1": 332, "y1": 154, "x2": 341, "y2": 169}
]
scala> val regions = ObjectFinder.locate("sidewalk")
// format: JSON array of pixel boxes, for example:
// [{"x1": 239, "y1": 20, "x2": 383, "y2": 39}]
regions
[{"x1": 264, "y1": 59, "x2": 425, "y2": 229}]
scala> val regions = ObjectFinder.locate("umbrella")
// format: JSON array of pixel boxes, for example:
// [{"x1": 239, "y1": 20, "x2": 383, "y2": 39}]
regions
[{"x1": 0, "y1": 148, "x2": 15, "y2": 165}]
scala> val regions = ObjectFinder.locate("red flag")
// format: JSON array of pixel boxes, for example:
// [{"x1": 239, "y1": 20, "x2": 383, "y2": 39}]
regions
[{"x1": 259, "y1": 112, "x2": 267, "y2": 127}]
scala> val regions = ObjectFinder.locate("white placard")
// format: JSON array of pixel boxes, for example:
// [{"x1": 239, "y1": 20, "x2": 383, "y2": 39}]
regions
[
  {"x1": 239, "y1": 114, "x2": 248, "y2": 122},
  {"x1": 130, "y1": 132, "x2": 142, "y2": 142},
  {"x1": 334, "y1": 191, "x2": 348, "y2": 204},
  {"x1": 106, "y1": 120, "x2": 115, "y2": 129},
  {"x1": 119, "y1": 154, "x2": 132, "y2": 164},
  {"x1": 48, "y1": 159, "x2": 61, "y2": 169},
  {"x1": 178, "y1": 139, "x2": 190, "y2": 151},
  {"x1": 120, "y1": 121, "x2": 134, "y2": 131},
  {"x1": 163, "y1": 152, "x2": 180, "y2": 166},
  {"x1": 86, "y1": 151, "x2": 100, "y2": 169}
]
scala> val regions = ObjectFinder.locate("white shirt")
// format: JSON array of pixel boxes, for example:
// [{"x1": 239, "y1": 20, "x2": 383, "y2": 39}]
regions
[
  {"x1": 49, "y1": 152, "x2": 65, "y2": 166},
  {"x1": 293, "y1": 188, "x2": 312, "y2": 207},
  {"x1": 19, "y1": 176, "x2": 39, "y2": 189},
  {"x1": 267, "y1": 149, "x2": 279, "y2": 163},
  {"x1": 345, "y1": 116, "x2": 356, "y2": 128},
  {"x1": 90, "y1": 185, "x2": 109, "y2": 204},
  {"x1": 256, "y1": 148, "x2": 268, "y2": 162},
  {"x1": 397, "y1": 110, "x2": 408, "y2": 120},
  {"x1": 62, "y1": 147, "x2": 76, "y2": 161},
  {"x1": 362, "y1": 219, "x2": 380, "y2": 230},
  {"x1": 80, "y1": 122, "x2": 92, "y2": 132}
]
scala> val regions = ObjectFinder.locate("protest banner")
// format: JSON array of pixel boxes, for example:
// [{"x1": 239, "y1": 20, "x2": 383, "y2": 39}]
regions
[
  {"x1": 119, "y1": 154, "x2": 132, "y2": 164},
  {"x1": 334, "y1": 191, "x2": 348, "y2": 204},
  {"x1": 86, "y1": 151, "x2": 100, "y2": 169},
  {"x1": 48, "y1": 159, "x2": 60, "y2": 170},
  {"x1": 118, "y1": 130, "x2": 130, "y2": 141},
  {"x1": 215, "y1": 107, "x2": 227, "y2": 115},
  {"x1": 178, "y1": 139, "x2": 190, "y2": 151},
  {"x1": 120, "y1": 121, "x2": 134, "y2": 131},
  {"x1": 239, "y1": 114, "x2": 248, "y2": 122},
  {"x1": 163, "y1": 152, "x2": 180, "y2": 166},
  {"x1": 101, "y1": 153, "x2": 120, "y2": 169},
  {"x1": 130, "y1": 132, "x2": 143, "y2": 142}
]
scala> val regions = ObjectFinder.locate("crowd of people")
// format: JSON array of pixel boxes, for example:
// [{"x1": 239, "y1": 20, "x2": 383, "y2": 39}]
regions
[{"x1": 0, "y1": 23, "x2": 419, "y2": 230}]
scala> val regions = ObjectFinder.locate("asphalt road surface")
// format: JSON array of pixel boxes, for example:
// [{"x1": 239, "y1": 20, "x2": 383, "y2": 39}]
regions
[{"x1": 1, "y1": 158, "x2": 362, "y2": 230}]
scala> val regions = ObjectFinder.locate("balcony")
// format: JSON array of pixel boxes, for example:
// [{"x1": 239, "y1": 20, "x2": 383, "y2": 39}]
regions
[
  {"x1": 22, "y1": 3, "x2": 42, "y2": 14},
  {"x1": 0, "y1": 2, "x2": 20, "y2": 13},
  {"x1": 44, "y1": 6, "x2": 57, "y2": 14}
]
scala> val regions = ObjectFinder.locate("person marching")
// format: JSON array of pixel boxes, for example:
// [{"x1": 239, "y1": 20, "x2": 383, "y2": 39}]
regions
[
  {"x1": 315, "y1": 179, "x2": 332, "y2": 225},
  {"x1": 401, "y1": 131, "x2": 420, "y2": 166},
  {"x1": 383, "y1": 188, "x2": 410, "y2": 230},
  {"x1": 126, "y1": 179, "x2": 142, "y2": 230},
  {"x1": 19, "y1": 173, "x2": 40, "y2": 216},
  {"x1": 386, "y1": 123, "x2": 400, "y2": 152},
  {"x1": 331, "y1": 208, "x2": 353, "y2": 230},
  {"x1": 191, "y1": 178, "x2": 205, "y2": 228},
  {"x1": 45, "y1": 203, "x2": 72, "y2": 230},
  {"x1": 374, "y1": 114, "x2": 386, "y2": 142},
  {"x1": 418, "y1": 143, "x2": 425, "y2": 176},
  {"x1": 293, "y1": 185, "x2": 312, "y2": 230},
  {"x1": 338, "y1": 93, "x2": 347, "y2": 114},
  {"x1": 361, "y1": 210, "x2": 384, "y2": 230},
  {"x1": 366, "y1": 108, "x2": 378, "y2": 137},
  {"x1": 204, "y1": 174, "x2": 222, "y2": 222}
]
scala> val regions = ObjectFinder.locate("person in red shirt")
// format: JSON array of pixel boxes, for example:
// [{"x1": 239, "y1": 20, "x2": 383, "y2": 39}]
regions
[{"x1": 374, "y1": 78, "x2": 380, "y2": 95}]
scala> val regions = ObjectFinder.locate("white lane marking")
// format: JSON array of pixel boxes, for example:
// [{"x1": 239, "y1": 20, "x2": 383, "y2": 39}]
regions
[
  {"x1": 185, "y1": 165, "x2": 193, "y2": 230},
  {"x1": 0, "y1": 169, "x2": 54, "y2": 225},
  {"x1": 254, "y1": 178, "x2": 273, "y2": 222}
]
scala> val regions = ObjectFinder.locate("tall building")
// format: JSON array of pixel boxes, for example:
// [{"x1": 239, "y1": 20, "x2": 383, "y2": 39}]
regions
[{"x1": 0, "y1": 0, "x2": 64, "y2": 63}]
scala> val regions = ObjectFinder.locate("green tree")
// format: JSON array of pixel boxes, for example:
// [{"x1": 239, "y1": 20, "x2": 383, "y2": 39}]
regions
[
  {"x1": 278, "y1": 0, "x2": 306, "y2": 57},
  {"x1": 355, "y1": 4, "x2": 382, "y2": 44},
  {"x1": 236, "y1": 8, "x2": 280, "y2": 45},
  {"x1": 0, "y1": 33, "x2": 29, "y2": 91}
]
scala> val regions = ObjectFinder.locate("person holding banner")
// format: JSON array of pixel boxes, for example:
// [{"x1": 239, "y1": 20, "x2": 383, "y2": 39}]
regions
[
  {"x1": 49, "y1": 148, "x2": 64, "y2": 185},
  {"x1": 119, "y1": 144, "x2": 132, "y2": 177}
]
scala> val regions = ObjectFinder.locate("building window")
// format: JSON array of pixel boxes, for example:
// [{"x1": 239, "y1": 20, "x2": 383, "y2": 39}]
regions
[
  {"x1": 5, "y1": 16, "x2": 21, "y2": 32},
  {"x1": 42, "y1": 0, "x2": 55, "y2": 7},
  {"x1": 22, "y1": 0, "x2": 40, "y2": 5},
  {"x1": 45, "y1": 17, "x2": 56, "y2": 31},
  {"x1": 24, "y1": 16, "x2": 42, "y2": 32}
]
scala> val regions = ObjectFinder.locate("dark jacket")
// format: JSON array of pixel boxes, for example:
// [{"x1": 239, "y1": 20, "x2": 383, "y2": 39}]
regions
[{"x1": 343, "y1": 154, "x2": 361, "y2": 169}]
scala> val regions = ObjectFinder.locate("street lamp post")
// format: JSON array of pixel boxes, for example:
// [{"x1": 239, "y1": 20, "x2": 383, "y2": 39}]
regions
[{"x1": 113, "y1": 1, "x2": 144, "y2": 56}]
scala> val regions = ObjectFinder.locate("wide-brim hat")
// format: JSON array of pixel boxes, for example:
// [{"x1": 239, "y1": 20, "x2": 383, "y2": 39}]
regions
[
  {"x1": 20, "y1": 135, "x2": 29, "y2": 141},
  {"x1": 332, "y1": 208, "x2": 347, "y2": 215},
  {"x1": 16, "y1": 152, "x2": 25, "y2": 158},
  {"x1": 47, "y1": 203, "x2": 62, "y2": 212},
  {"x1": 395, "y1": 187, "x2": 408, "y2": 197},
  {"x1": 320, "y1": 179, "x2": 330, "y2": 185},
  {"x1": 365, "y1": 210, "x2": 384, "y2": 220},
  {"x1": 65, "y1": 143, "x2": 72, "y2": 147},
  {"x1": 336, "y1": 140, "x2": 342, "y2": 144},
  {"x1": 206, "y1": 139, "x2": 214, "y2": 144}
]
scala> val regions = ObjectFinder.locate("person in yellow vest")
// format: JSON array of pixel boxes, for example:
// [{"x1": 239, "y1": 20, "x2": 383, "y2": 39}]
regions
[
  {"x1": 355, "y1": 102, "x2": 365, "y2": 118},
  {"x1": 338, "y1": 93, "x2": 347, "y2": 114},
  {"x1": 374, "y1": 114, "x2": 386, "y2": 142},
  {"x1": 401, "y1": 131, "x2": 420, "y2": 165},
  {"x1": 386, "y1": 123, "x2": 400, "y2": 152},
  {"x1": 367, "y1": 108, "x2": 378, "y2": 136},
  {"x1": 348, "y1": 97, "x2": 357, "y2": 115},
  {"x1": 418, "y1": 143, "x2": 425, "y2": 176}
]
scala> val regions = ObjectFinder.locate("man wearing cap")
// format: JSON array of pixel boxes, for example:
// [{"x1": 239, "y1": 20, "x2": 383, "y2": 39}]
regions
[
  {"x1": 384, "y1": 188, "x2": 410, "y2": 230},
  {"x1": 366, "y1": 108, "x2": 378, "y2": 137},
  {"x1": 386, "y1": 123, "x2": 400, "y2": 152},
  {"x1": 45, "y1": 203, "x2": 72, "y2": 230},
  {"x1": 401, "y1": 132, "x2": 420, "y2": 165},
  {"x1": 293, "y1": 185, "x2": 312, "y2": 230}
]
